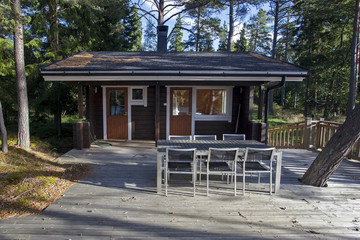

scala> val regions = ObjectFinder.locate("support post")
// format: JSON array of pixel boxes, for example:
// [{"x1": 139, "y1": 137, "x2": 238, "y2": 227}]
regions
[
  {"x1": 304, "y1": 117, "x2": 312, "y2": 149},
  {"x1": 258, "y1": 85, "x2": 264, "y2": 120},
  {"x1": 155, "y1": 84, "x2": 160, "y2": 145},
  {"x1": 78, "y1": 85, "x2": 83, "y2": 119}
]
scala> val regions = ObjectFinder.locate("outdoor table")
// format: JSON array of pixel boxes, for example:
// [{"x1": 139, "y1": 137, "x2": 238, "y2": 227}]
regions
[{"x1": 156, "y1": 139, "x2": 282, "y2": 194}]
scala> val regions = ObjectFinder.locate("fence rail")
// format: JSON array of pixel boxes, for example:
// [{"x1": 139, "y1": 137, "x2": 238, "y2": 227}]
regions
[{"x1": 268, "y1": 118, "x2": 360, "y2": 161}]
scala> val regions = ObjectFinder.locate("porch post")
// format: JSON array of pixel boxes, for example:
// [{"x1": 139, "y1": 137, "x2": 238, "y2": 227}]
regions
[
  {"x1": 155, "y1": 84, "x2": 160, "y2": 144},
  {"x1": 258, "y1": 85, "x2": 264, "y2": 120},
  {"x1": 78, "y1": 85, "x2": 83, "y2": 119}
]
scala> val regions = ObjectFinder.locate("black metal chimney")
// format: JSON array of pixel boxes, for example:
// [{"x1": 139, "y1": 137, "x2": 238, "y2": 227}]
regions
[{"x1": 157, "y1": 25, "x2": 168, "y2": 52}]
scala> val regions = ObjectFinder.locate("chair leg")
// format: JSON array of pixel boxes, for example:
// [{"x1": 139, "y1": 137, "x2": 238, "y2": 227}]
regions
[
  {"x1": 193, "y1": 171, "x2": 196, "y2": 197},
  {"x1": 258, "y1": 172, "x2": 261, "y2": 184},
  {"x1": 206, "y1": 172, "x2": 209, "y2": 196},
  {"x1": 199, "y1": 160, "x2": 202, "y2": 184},
  {"x1": 269, "y1": 170, "x2": 272, "y2": 195},
  {"x1": 234, "y1": 173, "x2": 237, "y2": 196},
  {"x1": 243, "y1": 170, "x2": 245, "y2": 196},
  {"x1": 165, "y1": 166, "x2": 168, "y2": 197}
]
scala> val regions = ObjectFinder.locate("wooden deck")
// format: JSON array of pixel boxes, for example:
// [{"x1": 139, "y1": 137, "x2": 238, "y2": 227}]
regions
[{"x1": 1, "y1": 141, "x2": 359, "y2": 239}]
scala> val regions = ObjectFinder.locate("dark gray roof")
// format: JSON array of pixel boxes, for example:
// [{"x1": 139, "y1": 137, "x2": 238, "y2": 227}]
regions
[{"x1": 41, "y1": 51, "x2": 307, "y2": 74}]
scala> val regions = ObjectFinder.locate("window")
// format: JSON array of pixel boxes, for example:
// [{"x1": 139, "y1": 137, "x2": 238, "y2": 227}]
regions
[
  {"x1": 132, "y1": 88, "x2": 143, "y2": 100},
  {"x1": 130, "y1": 87, "x2": 148, "y2": 106},
  {"x1": 196, "y1": 89, "x2": 227, "y2": 115},
  {"x1": 195, "y1": 87, "x2": 232, "y2": 122},
  {"x1": 109, "y1": 90, "x2": 126, "y2": 116}
]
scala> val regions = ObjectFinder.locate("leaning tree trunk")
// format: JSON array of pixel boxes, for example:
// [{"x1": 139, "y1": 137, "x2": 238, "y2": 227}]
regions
[
  {"x1": 300, "y1": 102, "x2": 360, "y2": 187},
  {"x1": 12, "y1": 0, "x2": 30, "y2": 150},
  {"x1": 0, "y1": 100, "x2": 8, "y2": 153}
]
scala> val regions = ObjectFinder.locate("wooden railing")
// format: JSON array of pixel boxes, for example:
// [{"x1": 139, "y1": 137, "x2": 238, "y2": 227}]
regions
[{"x1": 268, "y1": 118, "x2": 360, "y2": 160}]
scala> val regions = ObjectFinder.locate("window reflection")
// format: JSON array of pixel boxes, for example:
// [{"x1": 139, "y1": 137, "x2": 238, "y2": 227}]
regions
[
  {"x1": 196, "y1": 89, "x2": 226, "y2": 115},
  {"x1": 109, "y1": 90, "x2": 125, "y2": 116},
  {"x1": 172, "y1": 90, "x2": 190, "y2": 116}
]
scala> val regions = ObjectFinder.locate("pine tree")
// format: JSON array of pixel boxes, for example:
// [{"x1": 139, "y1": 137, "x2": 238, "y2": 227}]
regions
[
  {"x1": 247, "y1": 9, "x2": 272, "y2": 55},
  {"x1": 143, "y1": 20, "x2": 157, "y2": 51},
  {"x1": 169, "y1": 15, "x2": 185, "y2": 52},
  {"x1": 234, "y1": 25, "x2": 248, "y2": 51},
  {"x1": 218, "y1": 22, "x2": 228, "y2": 51}
]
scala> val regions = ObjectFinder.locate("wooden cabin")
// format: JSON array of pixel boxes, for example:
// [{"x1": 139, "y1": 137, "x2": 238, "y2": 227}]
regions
[{"x1": 41, "y1": 51, "x2": 307, "y2": 142}]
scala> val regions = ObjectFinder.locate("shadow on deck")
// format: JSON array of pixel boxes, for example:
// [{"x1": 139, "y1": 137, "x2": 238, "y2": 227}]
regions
[{"x1": 1, "y1": 141, "x2": 359, "y2": 239}]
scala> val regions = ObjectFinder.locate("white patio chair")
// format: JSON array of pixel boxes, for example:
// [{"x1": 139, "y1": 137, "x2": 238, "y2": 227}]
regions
[
  {"x1": 194, "y1": 135, "x2": 217, "y2": 140},
  {"x1": 193, "y1": 135, "x2": 217, "y2": 183},
  {"x1": 169, "y1": 135, "x2": 192, "y2": 140},
  {"x1": 206, "y1": 148, "x2": 239, "y2": 196},
  {"x1": 165, "y1": 148, "x2": 197, "y2": 196},
  {"x1": 238, "y1": 147, "x2": 275, "y2": 195},
  {"x1": 222, "y1": 134, "x2": 246, "y2": 140}
]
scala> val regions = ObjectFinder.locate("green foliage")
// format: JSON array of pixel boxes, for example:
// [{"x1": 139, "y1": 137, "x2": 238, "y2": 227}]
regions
[
  {"x1": 185, "y1": 5, "x2": 221, "y2": 52},
  {"x1": 234, "y1": 25, "x2": 248, "y2": 51},
  {"x1": 143, "y1": 19, "x2": 157, "y2": 51},
  {"x1": 169, "y1": 15, "x2": 185, "y2": 52},
  {"x1": 292, "y1": 0, "x2": 354, "y2": 118},
  {"x1": 247, "y1": 9, "x2": 272, "y2": 55},
  {"x1": 217, "y1": 22, "x2": 228, "y2": 51}
]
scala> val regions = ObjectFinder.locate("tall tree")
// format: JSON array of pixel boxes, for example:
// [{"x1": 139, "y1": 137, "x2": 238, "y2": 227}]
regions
[
  {"x1": 11, "y1": 0, "x2": 30, "y2": 149},
  {"x1": 247, "y1": 9, "x2": 272, "y2": 55},
  {"x1": 268, "y1": 0, "x2": 289, "y2": 112},
  {"x1": 185, "y1": 5, "x2": 221, "y2": 51},
  {"x1": 300, "y1": 102, "x2": 360, "y2": 187},
  {"x1": 234, "y1": 25, "x2": 248, "y2": 51},
  {"x1": 347, "y1": 0, "x2": 360, "y2": 116},
  {"x1": 218, "y1": 22, "x2": 229, "y2": 51},
  {"x1": 293, "y1": 0, "x2": 354, "y2": 118},
  {"x1": 169, "y1": 14, "x2": 185, "y2": 51},
  {"x1": 143, "y1": 19, "x2": 157, "y2": 51},
  {"x1": 0, "y1": 99, "x2": 8, "y2": 153}
]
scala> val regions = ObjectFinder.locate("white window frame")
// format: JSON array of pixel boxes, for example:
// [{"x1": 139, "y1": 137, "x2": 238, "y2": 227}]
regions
[
  {"x1": 194, "y1": 86, "x2": 233, "y2": 122},
  {"x1": 130, "y1": 86, "x2": 148, "y2": 107}
]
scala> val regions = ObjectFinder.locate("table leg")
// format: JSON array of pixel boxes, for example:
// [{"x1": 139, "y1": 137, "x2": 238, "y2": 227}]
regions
[
  {"x1": 274, "y1": 151, "x2": 282, "y2": 194},
  {"x1": 157, "y1": 151, "x2": 163, "y2": 194}
]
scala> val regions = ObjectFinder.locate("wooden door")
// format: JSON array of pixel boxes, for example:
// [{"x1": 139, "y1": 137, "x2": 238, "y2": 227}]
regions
[
  {"x1": 170, "y1": 87, "x2": 192, "y2": 135},
  {"x1": 107, "y1": 87, "x2": 128, "y2": 139}
]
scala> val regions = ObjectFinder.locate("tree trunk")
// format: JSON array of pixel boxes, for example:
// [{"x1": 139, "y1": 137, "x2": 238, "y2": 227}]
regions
[
  {"x1": 196, "y1": 8, "x2": 201, "y2": 52},
  {"x1": 301, "y1": 102, "x2": 360, "y2": 187},
  {"x1": 49, "y1": 0, "x2": 59, "y2": 58},
  {"x1": 227, "y1": 0, "x2": 234, "y2": 52},
  {"x1": 347, "y1": 0, "x2": 360, "y2": 116},
  {"x1": 269, "y1": 0, "x2": 280, "y2": 114},
  {"x1": 0, "y1": 100, "x2": 8, "y2": 153},
  {"x1": 12, "y1": 0, "x2": 30, "y2": 150}
]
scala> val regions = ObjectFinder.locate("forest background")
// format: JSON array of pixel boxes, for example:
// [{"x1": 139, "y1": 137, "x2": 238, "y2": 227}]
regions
[{"x1": 0, "y1": 0, "x2": 359, "y2": 140}]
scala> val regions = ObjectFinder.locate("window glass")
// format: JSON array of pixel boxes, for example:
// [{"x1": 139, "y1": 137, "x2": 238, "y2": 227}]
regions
[
  {"x1": 172, "y1": 90, "x2": 190, "y2": 116},
  {"x1": 109, "y1": 90, "x2": 125, "y2": 116},
  {"x1": 196, "y1": 89, "x2": 226, "y2": 115},
  {"x1": 132, "y1": 88, "x2": 143, "y2": 100}
]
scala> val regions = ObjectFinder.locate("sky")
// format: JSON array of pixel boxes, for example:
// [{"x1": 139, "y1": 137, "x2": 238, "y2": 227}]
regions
[{"x1": 134, "y1": 1, "x2": 270, "y2": 50}]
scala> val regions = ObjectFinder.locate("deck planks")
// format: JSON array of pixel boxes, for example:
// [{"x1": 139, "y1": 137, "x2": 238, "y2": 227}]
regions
[{"x1": 1, "y1": 142, "x2": 359, "y2": 239}]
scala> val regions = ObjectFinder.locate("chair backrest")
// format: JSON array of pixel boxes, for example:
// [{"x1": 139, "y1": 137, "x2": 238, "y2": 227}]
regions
[
  {"x1": 244, "y1": 147, "x2": 275, "y2": 163},
  {"x1": 166, "y1": 148, "x2": 196, "y2": 163},
  {"x1": 222, "y1": 134, "x2": 246, "y2": 140},
  {"x1": 169, "y1": 135, "x2": 192, "y2": 140},
  {"x1": 208, "y1": 148, "x2": 239, "y2": 162},
  {"x1": 194, "y1": 135, "x2": 217, "y2": 140}
]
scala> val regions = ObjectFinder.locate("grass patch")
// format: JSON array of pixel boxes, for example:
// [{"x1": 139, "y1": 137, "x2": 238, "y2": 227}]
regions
[
  {"x1": 252, "y1": 103, "x2": 305, "y2": 127},
  {"x1": 0, "y1": 116, "x2": 91, "y2": 219}
]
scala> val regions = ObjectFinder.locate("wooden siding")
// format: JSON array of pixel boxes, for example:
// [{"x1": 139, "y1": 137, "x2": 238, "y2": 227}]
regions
[
  {"x1": 86, "y1": 85, "x2": 258, "y2": 141},
  {"x1": 131, "y1": 87, "x2": 155, "y2": 140},
  {"x1": 88, "y1": 86, "x2": 103, "y2": 139}
]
